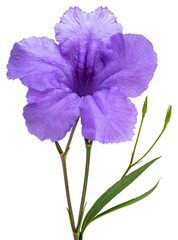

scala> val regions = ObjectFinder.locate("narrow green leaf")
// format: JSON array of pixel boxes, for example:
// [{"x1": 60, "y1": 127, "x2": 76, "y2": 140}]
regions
[
  {"x1": 81, "y1": 157, "x2": 160, "y2": 233},
  {"x1": 92, "y1": 179, "x2": 160, "y2": 222},
  {"x1": 164, "y1": 105, "x2": 172, "y2": 129},
  {"x1": 142, "y1": 96, "x2": 148, "y2": 118}
]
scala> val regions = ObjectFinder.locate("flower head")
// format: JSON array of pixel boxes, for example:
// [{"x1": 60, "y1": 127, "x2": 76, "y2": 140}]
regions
[{"x1": 7, "y1": 7, "x2": 157, "y2": 143}]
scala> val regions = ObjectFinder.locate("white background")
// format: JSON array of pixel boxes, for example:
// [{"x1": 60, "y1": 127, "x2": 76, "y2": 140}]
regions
[{"x1": 0, "y1": 0, "x2": 177, "y2": 239}]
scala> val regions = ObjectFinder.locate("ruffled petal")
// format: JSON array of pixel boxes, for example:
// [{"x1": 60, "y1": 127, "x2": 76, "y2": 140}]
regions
[
  {"x1": 54, "y1": 7, "x2": 122, "y2": 97},
  {"x1": 7, "y1": 37, "x2": 73, "y2": 91},
  {"x1": 55, "y1": 7, "x2": 122, "y2": 48},
  {"x1": 97, "y1": 33, "x2": 157, "y2": 97},
  {"x1": 23, "y1": 88, "x2": 80, "y2": 141},
  {"x1": 80, "y1": 87, "x2": 137, "y2": 144}
]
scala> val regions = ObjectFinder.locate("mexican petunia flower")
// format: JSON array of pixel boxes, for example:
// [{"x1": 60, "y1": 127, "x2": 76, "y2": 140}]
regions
[{"x1": 7, "y1": 7, "x2": 157, "y2": 144}]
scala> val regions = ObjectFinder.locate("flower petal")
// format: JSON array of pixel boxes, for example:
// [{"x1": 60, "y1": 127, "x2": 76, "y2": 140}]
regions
[
  {"x1": 80, "y1": 87, "x2": 137, "y2": 144},
  {"x1": 7, "y1": 37, "x2": 73, "y2": 91},
  {"x1": 23, "y1": 88, "x2": 80, "y2": 141},
  {"x1": 97, "y1": 33, "x2": 157, "y2": 97},
  {"x1": 55, "y1": 7, "x2": 122, "y2": 49},
  {"x1": 54, "y1": 7, "x2": 122, "y2": 97}
]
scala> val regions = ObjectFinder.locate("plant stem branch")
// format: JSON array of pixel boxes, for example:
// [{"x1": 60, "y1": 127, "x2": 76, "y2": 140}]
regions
[
  {"x1": 76, "y1": 139, "x2": 93, "y2": 232},
  {"x1": 132, "y1": 128, "x2": 165, "y2": 166},
  {"x1": 55, "y1": 118, "x2": 79, "y2": 233},
  {"x1": 121, "y1": 114, "x2": 145, "y2": 179},
  {"x1": 61, "y1": 154, "x2": 76, "y2": 231},
  {"x1": 64, "y1": 118, "x2": 79, "y2": 157}
]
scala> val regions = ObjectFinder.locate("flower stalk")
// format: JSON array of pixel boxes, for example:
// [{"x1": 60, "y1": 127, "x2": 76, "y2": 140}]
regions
[
  {"x1": 121, "y1": 97, "x2": 147, "y2": 179},
  {"x1": 121, "y1": 101, "x2": 172, "y2": 179},
  {"x1": 134, "y1": 105, "x2": 172, "y2": 164},
  {"x1": 61, "y1": 153, "x2": 76, "y2": 231},
  {"x1": 64, "y1": 118, "x2": 79, "y2": 158},
  {"x1": 73, "y1": 232, "x2": 80, "y2": 240},
  {"x1": 55, "y1": 118, "x2": 79, "y2": 233},
  {"x1": 55, "y1": 120, "x2": 93, "y2": 239},
  {"x1": 76, "y1": 139, "x2": 93, "y2": 233}
]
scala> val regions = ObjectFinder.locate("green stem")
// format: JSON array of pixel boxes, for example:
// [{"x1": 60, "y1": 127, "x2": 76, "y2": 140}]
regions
[
  {"x1": 132, "y1": 128, "x2": 165, "y2": 166},
  {"x1": 73, "y1": 232, "x2": 83, "y2": 240},
  {"x1": 76, "y1": 139, "x2": 93, "y2": 233},
  {"x1": 121, "y1": 114, "x2": 145, "y2": 179},
  {"x1": 64, "y1": 117, "x2": 79, "y2": 158},
  {"x1": 121, "y1": 102, "x2": 170, "y2": 179},
  {"x1": 73, "y1": 232, "x2": 80, "y2": 240},
  {"x1": 132, "y1": 104, "x2": 171, "y2": 166},
  {"x1": 61, "y1": 154, "x2": 75, "y2": 231},
  {"x1": 55, "y1": 118, "x2": 79, "y2": 233}
]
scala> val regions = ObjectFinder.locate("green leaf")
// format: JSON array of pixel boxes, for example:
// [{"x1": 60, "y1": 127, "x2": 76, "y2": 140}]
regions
[
  {"x1": 142, "y1": 96, "x2": 148, "y2": 118},
  {"x1": 81, "y1": 157, "x2": 160, "y2": 233},
  {"x1": 164, "y1": 105, "x2": 172, "y2": 129},
  {"x1": 91, "y1": 179, "x2": 160, "y2": 222}
]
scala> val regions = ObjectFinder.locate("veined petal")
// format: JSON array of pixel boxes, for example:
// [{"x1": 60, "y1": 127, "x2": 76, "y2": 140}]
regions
[
  {"x1": 97, "y1": 33, "x2": 157, "y2": 97},
  {"x1": 55, "y1": 7, "x2": 122, "y2": 48},
  {"x1": 23, "y1": 88, "x2": 80, "y2": 141},
  {"x1": 54, "y1": 7, "x2": 122, "y2": 96},
  {"x1": 80, "y1": 87, "x2": 137, "y2": 144},
  {"x1": 7, "y1": 37, "x2": 73, "y2": 91}
]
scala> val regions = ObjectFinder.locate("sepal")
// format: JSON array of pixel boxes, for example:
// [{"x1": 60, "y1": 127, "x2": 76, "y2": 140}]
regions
[
  {"x1": 164, "y1": 105, "x2": 172, "y2": 129},
  {"x1": 142, "y1": 96, "x2": 148, "y2": 118}
]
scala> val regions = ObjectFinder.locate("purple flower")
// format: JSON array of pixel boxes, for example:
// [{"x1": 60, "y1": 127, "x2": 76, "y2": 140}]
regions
[{"x1": 7, "y1": 7, "x2": 157, "y2": 144}]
